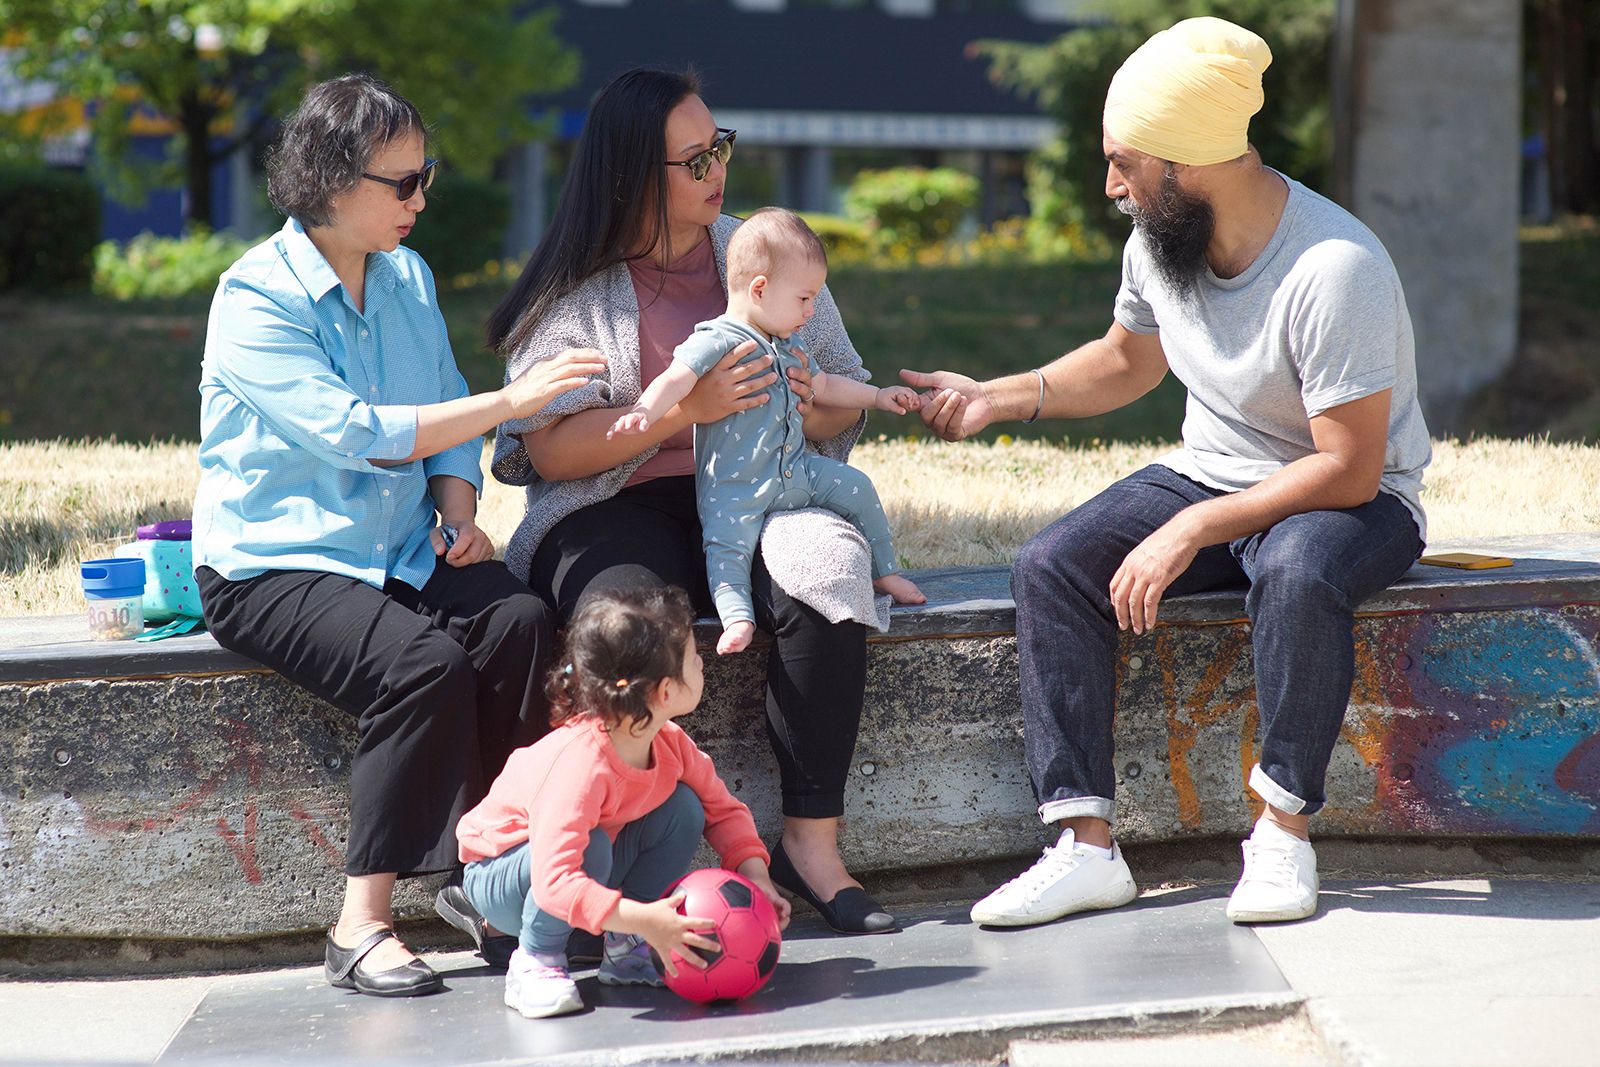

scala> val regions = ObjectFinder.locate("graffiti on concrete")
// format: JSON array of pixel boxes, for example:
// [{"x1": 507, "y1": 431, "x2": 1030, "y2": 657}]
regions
[{"x1": 1158, "y1": 606, "x2": 1600, "y2": 835}]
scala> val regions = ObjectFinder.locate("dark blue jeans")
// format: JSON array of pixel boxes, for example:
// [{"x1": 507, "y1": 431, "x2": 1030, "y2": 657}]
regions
[{"x1": 1014, "y1": 464, "x2": 1422, "y2": 822}]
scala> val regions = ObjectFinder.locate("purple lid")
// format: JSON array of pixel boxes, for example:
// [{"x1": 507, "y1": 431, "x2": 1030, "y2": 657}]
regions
[{"x1": 136, "y1": 520, "x2": 193, "y2": 541}]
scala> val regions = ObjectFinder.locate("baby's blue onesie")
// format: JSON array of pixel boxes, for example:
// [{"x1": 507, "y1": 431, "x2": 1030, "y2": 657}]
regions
[{"x1": 675, "y1": 314, "x2": 899, "y2": 628}]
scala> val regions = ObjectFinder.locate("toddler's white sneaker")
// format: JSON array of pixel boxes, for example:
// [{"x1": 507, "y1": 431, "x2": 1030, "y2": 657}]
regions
[
  {"x1": 1226, "y1": 819, "x2": 1319, "y2": 923},
  {"x1": 597, "y1": 932, "x2": 664, "y2": 987},
  {"x1": 504, "y1": 948, "x2": 583, "y2": 1018},
  {"x1": 969, "y1": 829, "x2": 1137, "y2": 927}
]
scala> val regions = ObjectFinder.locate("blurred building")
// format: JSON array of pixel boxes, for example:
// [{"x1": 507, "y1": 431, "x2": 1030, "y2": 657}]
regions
[{"x1": 506, "y1": 0, "x2": 1082, "y2": 253}]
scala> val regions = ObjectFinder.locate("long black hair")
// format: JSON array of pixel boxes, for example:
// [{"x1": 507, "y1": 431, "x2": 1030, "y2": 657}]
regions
[{"x1": 486, "y1": 67, "x2": 701, "y2": 356}]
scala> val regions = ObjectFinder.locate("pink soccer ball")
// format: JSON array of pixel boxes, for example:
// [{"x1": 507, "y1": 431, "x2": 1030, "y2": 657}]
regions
[{"x1": 654, "y1": 868, "x2": 782, "y2": 1003}]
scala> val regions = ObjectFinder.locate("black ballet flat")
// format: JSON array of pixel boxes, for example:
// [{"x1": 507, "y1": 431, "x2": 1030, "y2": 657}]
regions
[
  {"x1": 769, "y1": 841, "x2": 898, "y2": 934},
  {"x1": 325, "y1": 928, "x2": 443, "y2": 997},
  {"x1": 435, "y1": 883, "x2": 518, "y2": 969}
]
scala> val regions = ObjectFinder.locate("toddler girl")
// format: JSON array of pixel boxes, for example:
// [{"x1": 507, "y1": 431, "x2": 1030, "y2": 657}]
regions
[
  {"x1": 609, "y1": 207, "x2": 925, "y2": 655},
  {"x1": 456, "y1": 586, "x2": 790, "y2": 1019}
]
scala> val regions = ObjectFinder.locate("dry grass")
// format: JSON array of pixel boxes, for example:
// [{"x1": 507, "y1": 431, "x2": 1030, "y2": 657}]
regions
[{"x1": 4, "y1": 437, "x2": 1597, "y2": 617}]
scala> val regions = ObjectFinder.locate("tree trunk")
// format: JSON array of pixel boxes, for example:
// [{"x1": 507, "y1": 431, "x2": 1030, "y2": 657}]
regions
[{"x1": 180, "y1": 91, "x2": 215, "y2": 229}]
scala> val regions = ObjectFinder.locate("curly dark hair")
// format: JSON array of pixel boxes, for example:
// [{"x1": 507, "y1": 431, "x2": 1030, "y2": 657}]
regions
[
  {"x1": 265, "y1": 73, "x2": 426, "y2": 228},
  {"x1": 547, "y1": 587, "x2": 696, "y2": 735}
]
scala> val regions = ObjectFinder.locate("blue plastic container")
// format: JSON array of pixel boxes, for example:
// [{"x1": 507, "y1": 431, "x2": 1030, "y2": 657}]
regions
[{"x1": 81, "y1": 557, "x2": 146, "y2": 639}]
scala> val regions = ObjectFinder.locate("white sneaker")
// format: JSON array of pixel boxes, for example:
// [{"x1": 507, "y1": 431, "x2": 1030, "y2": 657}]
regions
[
  {"x1": 1226, "y1": 820, "x2": 1319, "y2": 923},
  {"x1": 503, "y1": 948, "x2": 583, "y2": 1018},
  {"x1": 597, "y1": 932, "x2": 664, "y2": 987},
  {"x1": 970, "y1": 830, "x2": 1137, "y2": 927}
]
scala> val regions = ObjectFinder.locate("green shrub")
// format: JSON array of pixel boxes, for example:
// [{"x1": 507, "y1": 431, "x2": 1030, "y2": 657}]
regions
[
  {"x1": 92, "y1": 229, "x2": 259, "y2": 300},
  {"x1": 0, "y1": 164, "x2": 100, "y2": 292},
  {"x1": 403, "y1": 172, "x2": 511, "y2": 282},
  {"x1": 796, "y1": 212, "x2": 871, "y2": 263},
  {"x1": 842, "y1": 167, "x2": 979, "y2": 251}
]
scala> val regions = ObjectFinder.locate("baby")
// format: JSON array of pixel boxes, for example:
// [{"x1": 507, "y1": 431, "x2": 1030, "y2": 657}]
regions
[{"x1": 610, "y1": 207, "x2": 924, "y2": 654}]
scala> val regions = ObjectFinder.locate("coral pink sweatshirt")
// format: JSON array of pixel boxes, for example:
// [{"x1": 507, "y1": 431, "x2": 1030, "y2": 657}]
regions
[{"x1": 456, "y1": 717, "x2": 767, "y2": 934}]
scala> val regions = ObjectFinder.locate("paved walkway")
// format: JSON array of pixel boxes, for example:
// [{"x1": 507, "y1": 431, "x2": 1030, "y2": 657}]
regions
[{"x1": 3, "y1": 876, "x2": 1597, "y2": 1066}]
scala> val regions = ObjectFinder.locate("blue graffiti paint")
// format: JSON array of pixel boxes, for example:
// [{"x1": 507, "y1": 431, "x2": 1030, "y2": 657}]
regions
[{"x1": 1417, "y1": 612, "x2": 1600, "y2": 833}]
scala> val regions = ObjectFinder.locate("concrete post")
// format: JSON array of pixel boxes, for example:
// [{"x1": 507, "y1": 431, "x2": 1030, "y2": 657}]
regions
[
  {"x1": 504, "y1": 141, "x2": 548, "y2": 260},
  {"x1": 1334, "y1": 0, "x2": 1522, "y2": 431}
]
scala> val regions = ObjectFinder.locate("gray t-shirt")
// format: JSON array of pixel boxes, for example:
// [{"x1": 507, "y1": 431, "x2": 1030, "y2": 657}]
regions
[{"x1": 1114, "y1": 173, "x2": 1431, "y2": 540}]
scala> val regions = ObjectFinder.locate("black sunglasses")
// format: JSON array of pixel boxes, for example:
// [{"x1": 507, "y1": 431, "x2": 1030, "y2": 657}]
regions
[
  {"x1": 664, "y1": 129, "x2": 736, "y2": 182},
  {"x1": 362, "y1": 159, "x2": 438, "y2": 201}
]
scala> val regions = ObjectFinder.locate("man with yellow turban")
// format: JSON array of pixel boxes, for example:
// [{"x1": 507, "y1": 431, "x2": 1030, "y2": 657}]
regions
[{"x1": 902, "y1": 17, "x2": 1432, "y2": 927}]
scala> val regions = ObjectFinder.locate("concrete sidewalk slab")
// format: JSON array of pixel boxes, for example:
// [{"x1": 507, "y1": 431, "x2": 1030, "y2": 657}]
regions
[
  {"x1": 1254, "y1": 879, "x2": 1600, "y2": 1067},
  {"x1": 156, "y1": 899, "x2": 1295, "y2": 1065}
]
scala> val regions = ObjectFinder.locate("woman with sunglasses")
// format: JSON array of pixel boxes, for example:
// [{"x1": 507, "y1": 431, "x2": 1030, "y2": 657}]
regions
[
  {"x1": 486, "y1": 68, "x2": 897, "y2": 934},
  {"x1": 193, "y1": 74, "x2": 606, "y2": 997}
]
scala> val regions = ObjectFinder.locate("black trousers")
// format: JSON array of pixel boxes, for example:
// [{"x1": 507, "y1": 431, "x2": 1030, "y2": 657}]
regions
[
  {"x1": 530, "y1": 475, "x2": 867, "y2": 819},
  {"x1": 197, "y1": 560, "x2": 554, "y2": 876}
]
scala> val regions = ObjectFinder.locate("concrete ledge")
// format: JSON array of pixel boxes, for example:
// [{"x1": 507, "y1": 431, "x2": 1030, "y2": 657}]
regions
[{"x1": 2, "y1": 535, "x2": 1597, "y2": 940}]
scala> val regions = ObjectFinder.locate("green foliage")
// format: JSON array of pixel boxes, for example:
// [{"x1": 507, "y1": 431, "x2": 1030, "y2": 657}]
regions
[
  {"x1": 92, "y1": 229, "x2": 258, "y2": 300},
  {"x1": 0, "y1": 164, "x2": 101, "y2": 292},
  {"x1": 0, "y1": 0, "x2": 577, "y2": 223},
  {"x1": 843, "y1": 167, "x2": 980, "y2": 251},
  {"x1": 402, "y1": 172, "x2": 511, "y2": 283},
  {"x1": 978, "y1": 0, "x2": 1335, "y2": 236},
  {"x1": 797, "y1": 212, "x2": 872, "y2": 263}
]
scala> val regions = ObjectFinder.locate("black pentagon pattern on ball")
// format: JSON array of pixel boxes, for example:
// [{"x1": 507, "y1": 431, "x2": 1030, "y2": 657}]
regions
[
  {"x1": 717, "y1": 878, "x2": 753, "y2": 909},
  {"x1": 757, "y1": 939, "x2": 780, "y2": 979},
  {"x1": 658, "y1": 869, "x2": 783, "y2": 1003}
]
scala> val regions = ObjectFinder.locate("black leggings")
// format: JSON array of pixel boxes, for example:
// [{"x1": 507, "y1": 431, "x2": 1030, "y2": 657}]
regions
[
  {"x1": 531, "y1": 476, "x2": 867, "y2": 819},
  {"x1": 198, "y1": 560, "x2": 553, "y2": 876}
]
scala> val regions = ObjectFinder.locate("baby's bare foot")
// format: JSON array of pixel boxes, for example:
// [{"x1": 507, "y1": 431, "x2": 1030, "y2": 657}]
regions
[
  {"x1": 874, "y1": 574, "x2": 926, "y2": 605},
  {"x1": 717, "y1": 621, "x2": 755, "y2": 655}
]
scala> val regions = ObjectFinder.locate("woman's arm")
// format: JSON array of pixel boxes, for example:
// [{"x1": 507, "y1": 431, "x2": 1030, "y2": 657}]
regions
[
  {"x1": 526, "y1": 341, "x2": 774, "y2": 482},
  {"x1": 399, "y1": 349, "x2": 609, "y2": 463}
]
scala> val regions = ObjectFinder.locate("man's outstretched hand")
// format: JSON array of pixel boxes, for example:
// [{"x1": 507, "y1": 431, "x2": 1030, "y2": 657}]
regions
[{"x1": 899, "y1": 369, "x2": 994, "y2": 441}]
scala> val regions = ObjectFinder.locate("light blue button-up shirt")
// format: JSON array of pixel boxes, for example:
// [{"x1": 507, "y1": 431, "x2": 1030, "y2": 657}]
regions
[{"x1": 194, "y1": 218, "x2": 482, "y2": 591}]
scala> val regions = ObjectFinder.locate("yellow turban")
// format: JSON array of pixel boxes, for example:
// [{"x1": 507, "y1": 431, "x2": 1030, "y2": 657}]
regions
[{"x1": 1103, "y1": 17, "x2": 1273, "y2": 167}]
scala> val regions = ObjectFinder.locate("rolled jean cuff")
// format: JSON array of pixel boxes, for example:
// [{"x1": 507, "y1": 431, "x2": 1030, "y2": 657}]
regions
[
  {"x1": 1248, "y1": 764, "x2": 1310, "y2": 816},
  {"x1": 1038, "y1": 795, "x2": 1114, "y2": 825}
]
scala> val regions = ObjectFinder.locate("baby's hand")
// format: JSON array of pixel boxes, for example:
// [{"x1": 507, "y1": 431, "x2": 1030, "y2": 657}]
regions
[
  {"x1": 607, "y1": 408, "x2": 650, "y2": 439},
  {"x1": 717, "y1": 621, "x2": 755, "y2": 655},
  {"x1": 875, "y1": 385, "x2": 923, "y2": 415}
]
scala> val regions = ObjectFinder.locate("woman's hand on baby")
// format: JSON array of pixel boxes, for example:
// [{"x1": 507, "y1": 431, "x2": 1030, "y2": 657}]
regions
[
  {"x1": 786, "y1": 352, "x2": 816, "y2": 416},
  {"x1": 431, "y1": 519, "x2": 494, "y2": 567},
  {"x1": 680, "y1": 340, "x2": 772, "y2": 424},
  {"x1": 636, "y1": 894, "x2": 719, "y2": 977},
  {"x1": 607, "y1": 407, "x2": 651, "y2": 438},
  {"x1": 503, "y1": 348, "x2": 608, "y2": 419},
  {"x1": 875, "y1": 385, "x2": 923, "y2": 415}
]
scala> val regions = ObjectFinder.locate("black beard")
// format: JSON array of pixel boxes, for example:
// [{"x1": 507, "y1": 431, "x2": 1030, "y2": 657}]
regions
[{"x1": 1116, "y1": 170, "x2": 1214, "y2": 302}]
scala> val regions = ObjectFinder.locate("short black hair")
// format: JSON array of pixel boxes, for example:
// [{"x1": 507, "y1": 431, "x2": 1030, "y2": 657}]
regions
[{"x1": 265, "y1": 73, "x2": 425, "y2": 228}]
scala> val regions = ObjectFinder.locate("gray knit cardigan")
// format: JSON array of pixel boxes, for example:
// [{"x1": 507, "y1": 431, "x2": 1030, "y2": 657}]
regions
[{"x1": 492, "y1": 215, "x2": 890, "y2": 629}]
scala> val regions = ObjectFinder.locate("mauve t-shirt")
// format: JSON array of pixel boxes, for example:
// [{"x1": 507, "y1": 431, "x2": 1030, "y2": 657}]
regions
[{"x1": 624, "y1": 235, "x2": 726, "y2": 486}]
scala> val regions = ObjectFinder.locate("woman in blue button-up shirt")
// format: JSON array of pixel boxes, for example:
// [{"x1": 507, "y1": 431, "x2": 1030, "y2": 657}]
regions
[{"x1": 193, "y1": 74, "x2": 605, "y2": 998}]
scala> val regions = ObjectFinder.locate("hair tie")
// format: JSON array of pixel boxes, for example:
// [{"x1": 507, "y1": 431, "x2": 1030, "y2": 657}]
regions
[
  {"x1": 614, "y1": 677, "x2": 629, "y2": 689},
  {"x1": 562, "y1": 663, "x2": 574, "y2": 676}
]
